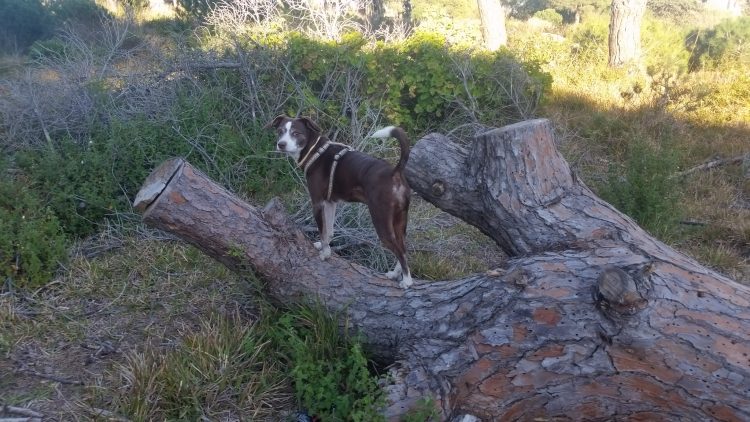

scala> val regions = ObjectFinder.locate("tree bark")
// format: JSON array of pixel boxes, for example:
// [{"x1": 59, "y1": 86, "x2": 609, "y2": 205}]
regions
[
  {"x1": 477, "y1": 0, "x2": 507, "y2": 50},
  {"x1": 134, "y1": 119, "x2": 750, "y2": 420},
  {"x1": 608, "y1": 0, "x2": 647, "y2": 67}
]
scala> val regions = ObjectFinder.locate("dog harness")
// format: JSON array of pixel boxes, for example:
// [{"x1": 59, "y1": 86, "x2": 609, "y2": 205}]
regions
[{"x1": 297, "y1": 138, "x2": 351, "y2": 201}]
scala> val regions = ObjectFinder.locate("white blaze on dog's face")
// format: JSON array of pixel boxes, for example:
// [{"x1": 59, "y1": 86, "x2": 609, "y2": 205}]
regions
[
  {"x1": 276, "y1": 121, "x2": 302, "y2": 159},
  {"x1": 268, "y1": 116, "x2": 321, "y2": 162}
]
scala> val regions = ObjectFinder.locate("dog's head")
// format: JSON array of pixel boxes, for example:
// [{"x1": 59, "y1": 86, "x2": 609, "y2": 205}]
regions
[{"x1": 265, "y1": 115, "x2": 322, "y2": 159}]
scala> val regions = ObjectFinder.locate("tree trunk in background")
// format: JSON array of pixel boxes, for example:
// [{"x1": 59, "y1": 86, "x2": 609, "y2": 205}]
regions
[
  {"x1": 135, "y1": 120, "x2": 750, "y2": 420},
  {"x1": 477, "y1": 0, "x2": 507, "y2": 50},
  {"x1": 608, "y1": 0, "x2": 647, "y2": 67}
]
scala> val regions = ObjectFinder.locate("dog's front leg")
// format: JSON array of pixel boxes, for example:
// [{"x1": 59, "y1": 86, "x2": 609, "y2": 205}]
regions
[{"x1": 313, "y1": 201, "x2": 336, "y2": 260}]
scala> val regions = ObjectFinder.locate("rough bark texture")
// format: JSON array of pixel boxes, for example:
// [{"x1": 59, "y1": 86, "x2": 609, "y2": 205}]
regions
[
  {"x1": 476, "y1": 0, "x2": 507, "y2": 50},
  {"x1": 608, "y1": 0, "x2": 647, "y2": 67},
  {"x1": 135, "y1": 119, "x2": 750, "y2": 420}
]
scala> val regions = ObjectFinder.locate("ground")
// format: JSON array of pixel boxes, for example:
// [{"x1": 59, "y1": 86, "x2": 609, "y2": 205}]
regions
[{"x1": 1, "y1": 235, "x2": 264, "y2": 420}]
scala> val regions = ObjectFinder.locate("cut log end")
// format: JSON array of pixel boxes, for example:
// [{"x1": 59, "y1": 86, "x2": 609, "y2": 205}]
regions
[{"x1": 133, "y1": 157, "x2": 185, "y2": 212}]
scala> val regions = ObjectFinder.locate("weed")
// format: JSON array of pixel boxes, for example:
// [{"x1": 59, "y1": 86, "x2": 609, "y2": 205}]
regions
[
  {"x1": 266, "y1": 302, "x2": 386, "y2": 421},
  {"x1": 0, "y1": 165, "x2": 68, "y2": 289},
  {"x1": 598, "y1": 137, "x2": 682, "y2": 239},
  {"x1": 401, "y1": 397, "x2": 440, "y2": 421}
]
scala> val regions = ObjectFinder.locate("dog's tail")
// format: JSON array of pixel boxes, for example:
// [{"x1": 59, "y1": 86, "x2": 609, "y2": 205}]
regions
[{"x1": 371, "y1": 126, "x2": 410, "y2": 174}]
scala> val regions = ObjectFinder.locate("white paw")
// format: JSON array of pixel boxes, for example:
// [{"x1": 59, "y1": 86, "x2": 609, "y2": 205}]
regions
[
  {"x1": 319, "y1": 246, "x2": 331, "y2": 261},
  {"x1": 399, "y1": 274, "x2": 413, "y2": 289},
  {"x1": 313, "y1": 241, "x2": 323, "y2": 250},
  {"x1": 386, "y1": 263, "x2": 402, "y2": 280}
]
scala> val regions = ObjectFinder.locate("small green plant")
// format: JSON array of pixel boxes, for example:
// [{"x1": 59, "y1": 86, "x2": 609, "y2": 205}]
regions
[
  {"x1": 599, "y1": 137, "x2": 682, "y2": 238},
  {"x1": 401, "y1": 397, "x2": 439, "y2": 422},
  {"x1": 686, "y1": 17, "x2": 750, "y2": 71},
  {"x1": 267, "y1": 302, "x2": 385, "y2": 421},
  {"x1": 0, "y1": 169, "x2": 67, "y2": 289},
  {"x1": 534, "y1": 8, "x2": 564, "y2": 26}
]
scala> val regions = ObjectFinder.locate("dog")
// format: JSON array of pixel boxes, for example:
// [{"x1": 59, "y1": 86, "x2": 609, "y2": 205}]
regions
[{"x1": 265, "y1": 115, "x2": 413, "y2": 288}]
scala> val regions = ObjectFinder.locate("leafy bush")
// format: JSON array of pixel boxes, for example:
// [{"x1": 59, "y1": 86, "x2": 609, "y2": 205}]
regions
[
  {"x1": 268, "y1": 303, "x2": 385, "y2": 421},
  {"x1": 687, "y1": 17, "x2": 750, "y2": 71},
  {"x1": 0, "y1": 0, "x2": 51, "y2": 52},
  {"x1": 642, "y1": 16, "x2": 691, "y2": 74},
  {"x1": 47, "y1": 0, "x2": 107, "y2": 27},
  {"x1": 567, "y1": 15, "x2": 609, "y2": 64},
  {"x1": 0, "y1": 0, "x2": 105, "y2": 53},
  {"x1": 534, "y1": 8, "x2": 564, "y2": 26},
  {"x1": 599, "y1": 137, "x2": 682, "y2": 237},
  {"x1": 284, "y1": 31, "x2": 549, "y2": 132},
  {"x1": 17, "y1": 87, "x2": 296, "y2": 238},
  {"x1": 0, "y1": 169, "x2": 67, "y2": 289}
]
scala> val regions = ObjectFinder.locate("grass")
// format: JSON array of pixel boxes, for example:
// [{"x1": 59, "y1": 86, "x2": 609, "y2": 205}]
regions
[
  {"x1": 110, "y1": 313, "x2": 291, "y2": 421},
  {"x1": 1, "y1": 233, "x2": 390, "y2": 420},
  {"x1": 0, "y1": 236, "x2": 262, "y2": 419},
  {"x1": 532, "y1": 14, "x2": 750, "y2": 283}
]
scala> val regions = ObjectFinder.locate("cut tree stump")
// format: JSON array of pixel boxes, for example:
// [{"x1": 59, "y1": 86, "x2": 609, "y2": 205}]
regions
[{"x1": 134, "y1": 119, "x2": 750, "y2": 420}]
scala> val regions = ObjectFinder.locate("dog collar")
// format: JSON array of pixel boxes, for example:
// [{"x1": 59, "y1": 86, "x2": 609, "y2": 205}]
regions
[{"x1": 297, "y1": 136, "x2": 322, "y2": 168}]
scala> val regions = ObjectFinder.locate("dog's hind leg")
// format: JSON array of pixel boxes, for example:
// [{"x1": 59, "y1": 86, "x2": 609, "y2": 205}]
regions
[
  {"x1": 371, "y1": 206, "x2": 412, "y2": 288},
  {"x1": 392, "y1": 204, "x2": 412, "y2": 288},
  {"x1": 313, "y1": 201, "x2": 336, "y2": 260}
]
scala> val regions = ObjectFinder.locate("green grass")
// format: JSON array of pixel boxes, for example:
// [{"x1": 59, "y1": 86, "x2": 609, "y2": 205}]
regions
[{"x1": 112, "y1": 313, "x2": 291, "y2": 421}]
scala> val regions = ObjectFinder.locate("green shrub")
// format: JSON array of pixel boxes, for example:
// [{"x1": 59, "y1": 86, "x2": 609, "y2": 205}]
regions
[
  {"x1": 0, "y1": 169, "x2": 67, "y2": 289},
  {"x1": 642, "y1": 16, "x2": 691, "y2": 74},
  {"x1": 18, "y1": 87, "x2": 296, "y2": 238},
  {"x1": 599, "y1": 137, "x2": 682, "y2": 237},
  {"x1": 47, "y1": 0, "x2": 107, "y2": 27},
  {"x1": 0, "y1": 0, "x2": 105, "y2": 53},
  {"x1": 687, "y1": 17, "x2": 750, "y2": 71},
  {"x1": 267, "y1": 303, "x2": 385, "y2": 421},
  {"x1": 534, "y1": 8, "x2": 564, "y2": 26},
  {"x1": 0, "y1": 0, "x2": 51, "y2": 52},
  {"x1": 18, "y1": 139, "x2": 128, "y2": 238},
  {"x1": 567, "y1": 15, "x2": 609, "y2": 63},
  {"x1": 284, "y1": 31, "x2": 549, "y2": 132}
]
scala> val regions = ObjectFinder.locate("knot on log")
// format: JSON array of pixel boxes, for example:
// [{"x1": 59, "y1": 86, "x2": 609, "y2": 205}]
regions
[
  {"x1": 431, "y1": 180, "x2": 446, "y2": 197},
  {"x1": 594, "y1": 266, "x2": 648, "y2": 316}
]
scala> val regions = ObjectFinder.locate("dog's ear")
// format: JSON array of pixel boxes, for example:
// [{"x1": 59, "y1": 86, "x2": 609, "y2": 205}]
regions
[
  {"x1": 298, "y1": 117, "x2": 322, "y2": 134},
  {"x1": 264, "y1": 114, "x2": 287, "y2": 130}
]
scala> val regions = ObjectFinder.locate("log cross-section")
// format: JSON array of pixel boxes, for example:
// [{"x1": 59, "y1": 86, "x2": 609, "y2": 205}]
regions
[{"x1": 134, "y1": 119, "x2": 750, "y2": 420}]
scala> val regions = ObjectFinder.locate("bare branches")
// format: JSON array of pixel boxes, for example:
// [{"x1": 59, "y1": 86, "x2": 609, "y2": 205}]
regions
[
  {"x1": 286, "y1": 0, "x2": 372, "y2": 40},
  {"x1": 205, "y1": 0, "x2": 282, "y2": 35}
]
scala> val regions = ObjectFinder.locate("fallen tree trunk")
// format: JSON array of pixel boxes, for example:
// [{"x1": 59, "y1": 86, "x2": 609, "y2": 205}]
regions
[{"x1": 134, "y1": 119, "x2": 750, "y2": 420}]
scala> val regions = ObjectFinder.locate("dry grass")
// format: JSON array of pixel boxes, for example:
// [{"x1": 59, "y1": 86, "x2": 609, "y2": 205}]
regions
[
  {"x1": 0, "y1": 234, "x2": 287, "y2": 420},
  {"x1": 544, "y1": 61, "x2": 750, "y2": 284}
]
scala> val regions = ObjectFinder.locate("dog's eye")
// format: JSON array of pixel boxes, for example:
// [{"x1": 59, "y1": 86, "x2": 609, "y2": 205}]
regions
[{"x1": 292, "y1": 131, "x2": 301, "y2": 137}]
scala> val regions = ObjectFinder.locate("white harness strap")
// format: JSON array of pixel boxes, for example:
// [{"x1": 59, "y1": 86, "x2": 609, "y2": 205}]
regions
[
  {"x1": 326, "y1": 147, "x2": 350, "y2": 201},
  {"x1": 298, "y1": 140, "x2": 352, "y2": 201}
]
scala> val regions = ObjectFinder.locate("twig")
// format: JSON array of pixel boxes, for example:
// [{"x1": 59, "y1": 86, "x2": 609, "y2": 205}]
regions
[
  {"x1": 671, "y1": 155, "x2": 746, "y2": 179},
  {"x1": 1, "y1": 406, "x2": 43, "y2": 418},
  {"x1": 679, "y1": 220, "x2": 707, "y2": 226},
  {"x1": 86, "y1": 407, "x2": 132, "y2": 422},
  {"x1": 19, "y1": 369, "x2": 84, "y2": 385}
]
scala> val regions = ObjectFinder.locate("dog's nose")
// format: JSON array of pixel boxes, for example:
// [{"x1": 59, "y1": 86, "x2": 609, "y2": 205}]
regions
[{"x1": 277, "y1": 141, "x2": 287, "y2": 150}]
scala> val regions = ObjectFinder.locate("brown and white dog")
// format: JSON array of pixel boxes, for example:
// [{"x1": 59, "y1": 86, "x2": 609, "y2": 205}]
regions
[{"x1": 265, "y1": 115, "x2": 413, "y2": 288}]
